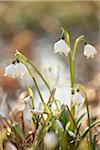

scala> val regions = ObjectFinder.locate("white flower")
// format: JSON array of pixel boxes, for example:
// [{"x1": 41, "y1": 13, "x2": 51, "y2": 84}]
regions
[
  {"x1": 72, "y1": 91, "x2": 85, "y2": 106},
  {"x1": 68, "y1": 130, "x2": 76, "y2": 138},
  {"x1": 5, "y1": 142, "x2": 17, "y2": 150},
  {"x1": 56, "y1": 119, "x2": 63, "y2": 129},
  {"x1": 84, "y1": 44, "x2": 97, "y2": 58},
  {"x1": 54, "y1": 39, "x2": 70, "y2": 56},
  {"x1": 16, "y1": 62, "x2": 27, "y2": 78},
  {"x1": 5, "y1": 64, "x2": 17, "y2": 78},
  {"x1": 30, "y1": 109, "x2": 43, "y2": 115},
  {"x1": 5, "y1": 62, "x2": 28, "y2": 79},
  {"x1": 43, "y1": 132, "x2": 58, "y2": 149}
]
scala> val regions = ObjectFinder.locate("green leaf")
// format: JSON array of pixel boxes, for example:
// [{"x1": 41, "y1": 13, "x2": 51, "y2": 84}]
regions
[
  {"x1": 81, "y1": 120, "x2": 100, "y2": 139},
  {"x1": 77, "y1": 139, "x2": 90, "y2": 150},
  {"x1": 12, "y1": 124, "x2": 25, "y2": 141},
  {"x1": 58, "y1": 130, "x2": 68, "y2": 150},
  {"x1": 76, "y1": 113, "x2": 86, "y2": 126},
  {"x1": 59, "y1": 105, "x2": 69, "y2": 128},
  {"x1": 92, "y1": 134, "x2": 96, "y2": 150}
]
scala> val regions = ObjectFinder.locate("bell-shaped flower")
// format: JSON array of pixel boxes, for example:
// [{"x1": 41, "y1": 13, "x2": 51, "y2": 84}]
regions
[
  {"x1": 16, "y1": 62, "x2": 28, "y2": 78},
  {"x1": 72, "y1": 91, "x2": 85, "y2": 106},
  {"x1": 54, "y1": 39, "x2": 70, "y2": 56},
  {"x1": 5, "y1": 64, "x2": 17, "y2": 78},
  {"x1": 84, "y1": 44, "x2": 97, "y2": 58},
  {"x1": 56, "y1": 119, "x2": 63, "y2": 129},
  {"x1": 43, "y1": 132, "x2": 58, "y2": 149},
  {"x1": 5, "y1": 62, "x2": 28, "y2": 79}
]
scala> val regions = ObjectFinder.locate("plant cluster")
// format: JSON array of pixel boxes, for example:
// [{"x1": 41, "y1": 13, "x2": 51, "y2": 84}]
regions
[{"x1": 0, "y1": 28, "x2": 99, "y2": 150}]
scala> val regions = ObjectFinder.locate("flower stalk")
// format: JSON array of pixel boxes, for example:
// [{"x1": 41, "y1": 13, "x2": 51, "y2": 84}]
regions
[
  {"x1": 15, "y1": 50, "x2": 51, "y2": 93},
  {"x1": 79, "y1": 84, "x2": 92, "y2": 147},
  {"x1": 27, "y1": 60, "x2": 51, "y2": 93},
  {"x1": 62, "y1": 28, "x2": 75, "y2": 92}
]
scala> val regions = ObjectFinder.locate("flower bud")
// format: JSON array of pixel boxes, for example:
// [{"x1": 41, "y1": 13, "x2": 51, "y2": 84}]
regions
[{"x1": 44, "y1": 132, "x2": 58, "y2": 149}]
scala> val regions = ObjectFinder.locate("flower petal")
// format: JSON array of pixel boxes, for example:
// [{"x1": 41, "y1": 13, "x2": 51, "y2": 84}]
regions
[
  {"x1": 72, "y1": 91, "x2": 84, "y2": 106},
  {"x1": 16, "y1": 63, "x2": 27, "y2": 77},
  {"x1": 5, "y1": 64, "x2": 17, "y2": 78},
  {"x1": 54, "y1": 39, "x2": 70, "y2": 56},
  {"x1": 84, "y1": 44, "x2": 97, "y2": 58}
]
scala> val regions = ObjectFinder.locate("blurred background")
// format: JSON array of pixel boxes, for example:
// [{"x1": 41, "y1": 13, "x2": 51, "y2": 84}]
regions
[{"x1": 0, "y1": 1, "x2": 100, "y2": 120}]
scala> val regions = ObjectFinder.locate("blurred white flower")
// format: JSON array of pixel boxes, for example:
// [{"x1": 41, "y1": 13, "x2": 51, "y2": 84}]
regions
[
  {"x1": 16, "y1": 102, "x2": 26, "y2": 111},
  {"x1": 54, "y1": 39, "x2": 70, "y2": 56},
  {"x1": 20, "y1": 72, "x2": 33, "y2": 87},
  {"x1": 72, "y1": 91, "x2": 85, "y2": 106},
  {"x1": 5, "y1": 142, "x2": 17, "y2": 150},
  {"x1": 16, "y1": 96, "x2": 31, "y2": 111},
  {"x1": 5, "y1": 62, "x2": 28, "y2": 79},
  {"x1": 44, "y1": 132, "x2": 58, "y2": 149},
  {"x1": 84, "y1": 44, "x2": 97, "y2": 58},
  {"x1": 30, "y1": 109, "x2": 43, "y2": 115},
  {"x1": 5, "y1": 64, "x2": 17, "y2": 78},
  {"x1": 23, "y1": 96, "x2": 31, "y2": 103},
  {"x1": 55, "y1": 86, "x2": 72, "y2": 107}
]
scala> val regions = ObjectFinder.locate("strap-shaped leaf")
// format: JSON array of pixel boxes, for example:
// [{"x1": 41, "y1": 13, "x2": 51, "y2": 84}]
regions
[
  {"x1": 81, "y1": 120, "x2": 100, "y2": 139},
  {"x1": 76, "y1": 113, "x2": 86, "y2": 126},
  {"x1": 12, "y1": 124, "x2": 25, "y2": 141}
]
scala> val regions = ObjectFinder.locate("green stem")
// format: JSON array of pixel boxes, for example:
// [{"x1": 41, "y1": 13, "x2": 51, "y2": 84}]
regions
[
  {"x1": 22, "y1": 61, "x2": 44, "y2": 103},
  {"x1": 27, "y1": 60, "x2": 51, "y2": 93},
  {"x1": 79, "y1": 84, "x2": 92, "y2": 147},
  {"x1": 66, "y1": 105, "x2": 79, "y2": 134},
  {"x1": 63, "y1": 29, "x2": 74, "y2": 92},
  {"x1": 22, "y1": 61, "x2": 52, "y2": 116},
  {"x1": 72, "y1": 35, "x2": 84, "y2": 61},
  {"x1": 28, "y1": 86, "x2": 34, "y2": 109},
  {"x1": 15, "y1": 51, "x2": 51, "y2": 93},
  {"x1": 68, "y1": 53, "x2": 74, "y2": 92},
  {"x1": 85, "y1": 95, "x2": 92, "y2": 148}
]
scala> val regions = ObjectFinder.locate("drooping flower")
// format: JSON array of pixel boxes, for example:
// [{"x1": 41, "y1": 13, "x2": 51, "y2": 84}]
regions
[
  {"x1": 56, "y1": 119, "x2": 63, "y2": 129},
  {"x1": 16, "y1": 62, "x2": 27, "y2": 78},
  {"x1": 43, "y1": 132, "x2": 58, "y2": 149},
  {"x1": 54, "y1": 39, "x2": 70, "y2": 56},
  {"x1": 72, "y1": 90, "x2": 85, "y2": 106},
  {"x1": 5, "y1": 61, "x2": 28, "y2": 79},
  {"x1": 84, "y1": 44, "x2": 97, "y2": 58},
  {"x1": 5, "y1": 64, "x2": 17, "y2": 78}
]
